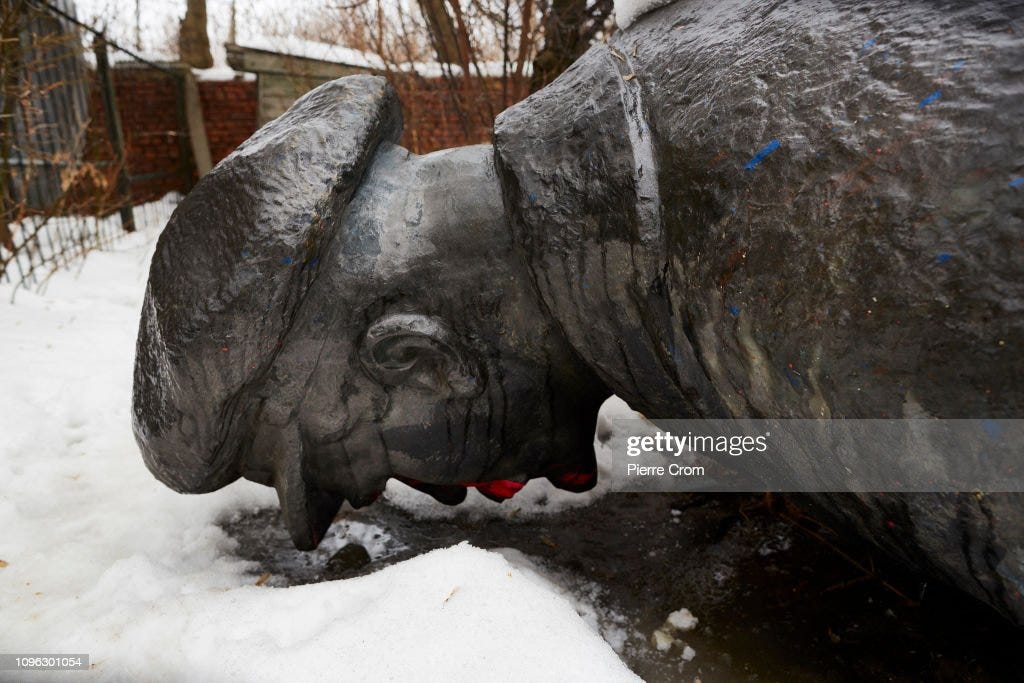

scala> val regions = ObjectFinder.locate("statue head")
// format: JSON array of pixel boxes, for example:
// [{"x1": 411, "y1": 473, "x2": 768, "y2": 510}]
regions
[{"x1": 133, "y1": 76, "x2": 607, "y2": 548}]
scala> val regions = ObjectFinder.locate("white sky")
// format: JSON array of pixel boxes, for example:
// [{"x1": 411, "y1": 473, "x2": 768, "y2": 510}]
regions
[{"x1": 72, "y1": 0, "x2": 338, "y2": 66}]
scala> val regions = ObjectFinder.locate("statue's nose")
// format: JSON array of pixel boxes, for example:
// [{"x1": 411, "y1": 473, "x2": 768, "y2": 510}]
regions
[
  {"x1": 253, "y1": 424, "x2": 345, "y2": 550},
  {"x1": 131, "y1": 405, "x2": 240, "y2": 494}
]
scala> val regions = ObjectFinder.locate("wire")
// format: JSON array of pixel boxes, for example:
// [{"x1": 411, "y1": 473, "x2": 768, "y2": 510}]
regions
[{"x1": 27, "y1": 0, "x2": 181, "y2": 76}]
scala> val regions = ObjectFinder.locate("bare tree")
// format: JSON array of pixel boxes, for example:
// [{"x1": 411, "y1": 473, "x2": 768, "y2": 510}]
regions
[
  {"x1": 241, "y1": 0, "x2": 613, "y2": 150},
  {"x1": 416, "y1": 0, "x2": 463, "y2": 64},
  {"x1": 530, "y1": 0, "x2": 613, "y2": 91},
  {"x1": 179, "y1": 0, "x2": 213, "y2": 68}
]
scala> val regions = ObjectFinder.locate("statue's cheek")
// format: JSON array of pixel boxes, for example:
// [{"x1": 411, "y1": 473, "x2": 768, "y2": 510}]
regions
[{"x1": 374, "y1": 391, "x2": 493, "y2": 483}]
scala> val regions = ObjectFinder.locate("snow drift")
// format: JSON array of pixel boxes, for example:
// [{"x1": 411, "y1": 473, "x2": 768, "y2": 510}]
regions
[{"x1": 0, "y1": 206, "x2": 636, "y2": 682}]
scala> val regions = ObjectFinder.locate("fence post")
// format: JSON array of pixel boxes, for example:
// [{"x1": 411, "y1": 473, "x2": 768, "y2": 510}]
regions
[
  {"x1": 172, "y1": 70, "x2": 196, "y2": 194},
  {"x1": 0, "y1": 0, "x2": 25, "y2": 252},
  {"x1": 93, "y1": 32, "x2": 135, "y2": 233}
]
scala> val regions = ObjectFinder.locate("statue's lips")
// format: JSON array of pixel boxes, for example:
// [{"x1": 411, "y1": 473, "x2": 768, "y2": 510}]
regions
[
  {"x1": 396, "y1": 467, "x2": 595, "y2": 504},
  {"x1": 398, "y1": 477, "x2": 525, "y2": 503}
]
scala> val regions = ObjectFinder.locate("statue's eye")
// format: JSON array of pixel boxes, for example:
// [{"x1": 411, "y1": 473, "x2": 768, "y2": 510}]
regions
[
  {"x1": 360, "y1": 314, "x2": 483, "y2": 398},
  {"x1": 383, "y1": 343, "x2": 422, "y2": 368}
]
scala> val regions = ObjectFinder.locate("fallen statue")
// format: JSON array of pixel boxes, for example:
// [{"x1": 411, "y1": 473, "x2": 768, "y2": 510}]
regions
[{"x1": 132, "y1": 0, "x2": 1024, "y2": 622}]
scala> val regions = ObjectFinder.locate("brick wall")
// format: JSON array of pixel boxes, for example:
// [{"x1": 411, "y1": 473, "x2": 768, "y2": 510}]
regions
[
  {"x1": 83, "y1": 64, "x2": 513, "y2": 209},
  {"x1": 114, "y1": 67, "x2": 186, "y2": 201},
  {"x1": 82, "y1": 66, "x2": 186, "y2": 204},
  {"x1": 395, "y1": 76, "x2": 511, "y2": 154},
  {"x1": 82, "y1": 65, "x2": 257, "y2": 207},
  {"x1": 192, "y1": 74, "x2": 504, "y2": 164},
  {"x1": 198, "y1": 79, "x2": 258, "y2": 164}
]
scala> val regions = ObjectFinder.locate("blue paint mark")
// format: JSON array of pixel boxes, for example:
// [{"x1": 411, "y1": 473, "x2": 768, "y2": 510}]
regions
[
  {"x1": 281, "y1": 256, "x2": 293, "y2": 266},
  {"x1": 861, "y1": 37, "x2": 877, "y2": 50},
  {"x1": 783, "y1": 367, "x2": 801, "y2": 389},
  {"x1": 952, "y1": 59, "x2": 966, "y2": 72},
  {"x1": 583, "y1": 282, "x2": 590, "y2": 290},
  {"x1": 873, "y1": 198, "x2": 881, "y2": 207},
  {"x1": 728, "y1": 305, "x2": 741, "y2": 317},
  {"x1": 528, "y1": 193, "x2": 537, "y2": 203},
  {"x1": 982, "y1": 419, "x2": 1003, "y2": 440},
  {"x1": 667, "y1": 344, "x2": 685, "y2": 364},
  {"x1": 308, "y1": 256, "x2": 319, "y2": 267},
  {"x1": 935, "y1": 253, "x2": 952, "y2": 263},
  {"x1": 1009, "y1": 177, "x2": 1024, "y2": 188},
  {"x1": 731, "y1": 206, "x2": 737, "y2": 215},
  {"x1": 744, "y1": 139, "x2": 781, "y2": 171},
  {"x1": 918, "y1": 89, "x2": 942, "y2": 108},
  {"x1": 241, "y1": 248, "x2": 251, "y2": 258}
]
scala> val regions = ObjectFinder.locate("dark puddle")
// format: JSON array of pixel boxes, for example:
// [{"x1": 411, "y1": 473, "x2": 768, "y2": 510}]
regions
[{"x1": 222, "y1": 493, "x2": 1020, "y2": 682}]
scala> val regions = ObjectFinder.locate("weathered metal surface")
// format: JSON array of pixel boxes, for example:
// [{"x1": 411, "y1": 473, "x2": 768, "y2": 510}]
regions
[{"x1": 134, "y1": 1, "x2": 1024, "y2": 622}]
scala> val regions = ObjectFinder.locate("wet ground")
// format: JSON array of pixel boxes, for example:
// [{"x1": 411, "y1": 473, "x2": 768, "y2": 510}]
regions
[{"x1": 223, "y1": 492, "x2": 1020, "y2": 682}]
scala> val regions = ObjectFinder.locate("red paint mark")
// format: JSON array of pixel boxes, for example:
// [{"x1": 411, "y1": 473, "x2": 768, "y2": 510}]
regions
[
  {"x1": 559, "y1": 471, "x2": 595, "y2": 487},
  {"x1": 221, "y1": 347, "x2": 228, "y2": 352},
  {"x1": 467, "y1": 479, "x2": 525, "y2": 500},
  {"x1": 708, "y1": 149, "x2": 729, "y2": 168}
]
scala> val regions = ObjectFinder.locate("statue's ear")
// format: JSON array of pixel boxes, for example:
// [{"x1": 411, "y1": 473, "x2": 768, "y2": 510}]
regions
[{"x1": 360, "y1": 313, "x2": 483, "y2": 398}]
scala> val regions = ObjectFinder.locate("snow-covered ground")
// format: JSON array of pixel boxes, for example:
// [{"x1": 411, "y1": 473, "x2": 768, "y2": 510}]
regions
[
  {"x1": 0, "y1": 204, "x2": 638, "y2": 682},
  {"x1": 615, "y1": 0, "x2": 671, "y2": 29}
]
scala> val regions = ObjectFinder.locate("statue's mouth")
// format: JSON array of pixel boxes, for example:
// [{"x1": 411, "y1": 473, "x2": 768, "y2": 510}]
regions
[
  {"x1": 394, "y1": 460, "x2": 597, "y2": 504},
  {"x1": 260, "y1": 418, "x2": 600, "y2": 549}
]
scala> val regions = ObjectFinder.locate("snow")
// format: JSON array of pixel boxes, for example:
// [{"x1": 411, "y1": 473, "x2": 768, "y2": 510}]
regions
[
  {"x1": 493, "y1": 548, "x2": 635, "y2": 655},
  {"x1": 666, "y1": 607, "x2": 698, "y2": 631},
  {"x1": 651, "y1": 629, "x2": 674, "y2": 652},
  {"x1": 78, "y1": 49, "x2": 255, "y2": 82},
  {"x1": 193, "y1": 65, "x2": 255, "y2": 82},
  {"x1": 615, "y1": 0, "x2": 673, "y2": 29},
  {"x1": 650, "y1": 607, "x2": 699, "y2": 658},
  {"x1": 234, "y1": 37, "x2": 530, "y2": 79},
  {"x1": 0, "y1": 199, "x2": 638, "y2": 682},
  {"x1": 236, "y1": 35, "x2": 386, "y2": 71}
]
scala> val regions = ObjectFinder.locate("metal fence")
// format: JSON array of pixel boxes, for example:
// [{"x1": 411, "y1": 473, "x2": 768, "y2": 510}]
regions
[{"x1": 1, "y1": 0, "x2": 189, "y2": 294}]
